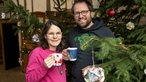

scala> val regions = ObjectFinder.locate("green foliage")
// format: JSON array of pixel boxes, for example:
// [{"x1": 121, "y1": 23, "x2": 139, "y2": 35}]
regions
[
  {"x1": 80, "y1": 36, "x2": 146, "y2": 82},
  {"x1": 95, "y1": 0, "x2": 146, "y2": 44},
  {"x1": 127, "y1": 25, "x2": 146, "y2": 44},
  {"x1": 53, "y1": 0, "x2": 66, "y2": 11},
  {"x1": 49, "y1": 0, "x2": 74, "y2": 36},
  {"x1": 2, "y1": 0, "x2": 146, "y2": 81},
  {"x1": 75, "y1": 0, "x2": 146, "y2": 81},
  {"x1": 3, "y1": 0, "x2": 44, "y2": 37},
  {"x1": 2, "y1": 0, "x2": 44, "y2": 60},
  {"x1": 83, "y1": 0, "x2": 146, "y2": 81}
]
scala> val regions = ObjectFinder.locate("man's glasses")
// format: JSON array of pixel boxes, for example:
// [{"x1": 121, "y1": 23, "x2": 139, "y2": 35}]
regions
[{"x1": 74, "y1": 10, "x2": 89, "y2": 17}]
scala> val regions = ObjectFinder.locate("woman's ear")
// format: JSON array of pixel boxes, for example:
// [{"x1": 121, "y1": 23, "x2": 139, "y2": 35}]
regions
[{"x1": 44, "y1": 35, "x2": 47, "y2": 39}]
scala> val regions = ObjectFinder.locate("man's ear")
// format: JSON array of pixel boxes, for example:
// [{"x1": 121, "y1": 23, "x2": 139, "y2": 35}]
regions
[{"x1": 91, "y1": 12, "x2": 95, "y2": 18}]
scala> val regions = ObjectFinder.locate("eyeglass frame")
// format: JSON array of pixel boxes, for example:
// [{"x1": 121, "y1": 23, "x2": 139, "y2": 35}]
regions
[
  {"x1": 73, "y1": 10, "x2": 90, "y2": 17},
  {"x1": 47, "y1": 32, "x2": 62, "y2": 38}
]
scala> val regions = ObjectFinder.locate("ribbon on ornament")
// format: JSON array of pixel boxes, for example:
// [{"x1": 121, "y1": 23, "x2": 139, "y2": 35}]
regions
[{"x1": 82, "y1": 48, "x2": 105, "y2": 82}]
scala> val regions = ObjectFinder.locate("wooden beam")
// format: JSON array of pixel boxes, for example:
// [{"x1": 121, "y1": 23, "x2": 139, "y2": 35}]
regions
[
  {"x1": 46, "y1": 0, "x2": 50, "y2": 11},
  {"x1": 24, "y1": 0, "x2": 27, "y2": 10},
  {"x1": 31, "y1": 0, "x2": 34, "y2": 12}
]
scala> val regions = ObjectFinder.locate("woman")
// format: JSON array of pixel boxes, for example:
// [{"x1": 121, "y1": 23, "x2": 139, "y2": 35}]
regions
[{"x1": 25, "y1": 20, "x2": 67, "y2": 82}]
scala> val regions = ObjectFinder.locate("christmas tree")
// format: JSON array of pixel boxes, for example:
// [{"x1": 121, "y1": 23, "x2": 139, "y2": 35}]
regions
[
  {"x1": 95, "y1": 0, "x2": 146, "y2": 44},
  {"x1": 80, "y1": 0, "x2": 146, "y2": 82},
  {"x1": 81, "y1": 36, "x2": 146, "y2": 82},
  {"x1": 2, "y1": 0, "x2": 146, "y2": 81}
]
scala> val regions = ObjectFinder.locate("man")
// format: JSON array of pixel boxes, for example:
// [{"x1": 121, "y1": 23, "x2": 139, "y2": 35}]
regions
[{"x1": 62, "y1": 0, "x2": 115, "y2": 82}]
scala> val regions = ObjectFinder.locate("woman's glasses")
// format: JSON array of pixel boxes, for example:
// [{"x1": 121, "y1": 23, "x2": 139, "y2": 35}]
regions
[{"x1": 47, "y1": 32, "x2": 62, "y2": 37}]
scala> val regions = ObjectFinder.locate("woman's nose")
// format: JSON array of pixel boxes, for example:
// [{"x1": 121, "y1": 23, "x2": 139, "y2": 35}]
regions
[{"x1": 53, "y1": 34, "x2": 57, "y2": 38}]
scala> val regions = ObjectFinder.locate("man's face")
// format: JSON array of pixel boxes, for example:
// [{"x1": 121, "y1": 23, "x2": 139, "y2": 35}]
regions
[{"x1": 73, "y1": 2, "x2": 93, "y2": 29}]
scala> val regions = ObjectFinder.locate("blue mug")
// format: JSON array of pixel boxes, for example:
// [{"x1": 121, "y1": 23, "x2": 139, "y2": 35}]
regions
[{"x1": 67, "y1": 47, "x2": 78, "y2": 61}]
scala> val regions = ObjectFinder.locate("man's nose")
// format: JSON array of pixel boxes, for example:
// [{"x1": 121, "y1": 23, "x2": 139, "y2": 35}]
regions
[{"x1": 79, "y1": 13, "x2": 84, "y2": 18}]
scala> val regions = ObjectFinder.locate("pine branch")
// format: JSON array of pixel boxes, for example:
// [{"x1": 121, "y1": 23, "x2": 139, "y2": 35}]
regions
[
  {"x1": 3, "y1": 0, "x2": 44, "y2": 37},
  {"x1": 80, "y1": 36, "x2": 146, "y2": 81}
]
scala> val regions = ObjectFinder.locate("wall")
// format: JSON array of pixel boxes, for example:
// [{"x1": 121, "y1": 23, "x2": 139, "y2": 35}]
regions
[
  {"x1": 12, "y1": 0, "x2": 46, "y2": 12},
  {"x1": 12, "y1": 0, "x2": 73, "y2": 12}
]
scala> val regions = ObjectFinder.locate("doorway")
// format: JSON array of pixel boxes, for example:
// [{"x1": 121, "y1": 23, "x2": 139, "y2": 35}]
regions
[{"x1": 1, "y1": 22, "x2": 20, "y2": 70}]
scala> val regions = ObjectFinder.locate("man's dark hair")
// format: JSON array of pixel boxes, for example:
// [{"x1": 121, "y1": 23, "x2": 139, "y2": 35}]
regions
[{"x1": 71, "y1": 0, "x2": 94, "y2": 14}]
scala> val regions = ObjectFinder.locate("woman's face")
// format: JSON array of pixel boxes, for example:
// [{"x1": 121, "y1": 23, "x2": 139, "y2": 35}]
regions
[{"x1": 45, "y1": 24, "x2": 62, "y2": 50}]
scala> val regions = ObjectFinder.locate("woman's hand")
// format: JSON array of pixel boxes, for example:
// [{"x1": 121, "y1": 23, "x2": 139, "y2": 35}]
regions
[
  {"x1": 62, "y1": 49, "x2": 69, "y2": 61},
  {"x1": 44, "y1": 55, "x2": 55, "y2": 68}
]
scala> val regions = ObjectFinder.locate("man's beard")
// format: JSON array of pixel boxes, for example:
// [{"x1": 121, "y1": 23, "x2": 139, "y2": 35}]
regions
[{"x1": 77, "y1": 19, "x2": 92, "y2": 29}]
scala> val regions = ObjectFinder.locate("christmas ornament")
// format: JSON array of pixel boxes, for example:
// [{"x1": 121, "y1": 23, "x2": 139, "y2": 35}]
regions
[
  {"x1": 83, "y1": 66, "x2": 105, "y2": 82},
  {"x1": 1, "y1": 12, "x2": 6, "y2": 19},
  {"x1": 126, "y1": 21, "x2": 135, "y2": 30},
  {"x1": 18, "y1": 57, "x2": 24, "y2": 66},
  {"x1": 108, "y1": 9, "x2": 115, "y2": 17},
  {"x1": 144, "y1": 69, "x2": 146, "y2": 74},
  {"x1": 32, "y1": 34, "x2": 39, "y2": 42}
]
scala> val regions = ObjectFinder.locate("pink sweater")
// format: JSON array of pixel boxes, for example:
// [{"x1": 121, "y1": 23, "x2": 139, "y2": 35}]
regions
[{"x1": 25, "y1": 47, "x2": 66, "y2": 82}]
